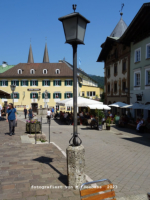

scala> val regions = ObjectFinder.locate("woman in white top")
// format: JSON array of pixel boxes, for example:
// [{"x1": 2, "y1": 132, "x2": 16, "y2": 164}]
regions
[{"x1": 47, "y1": 109, "x2": 51, "y2": 123}]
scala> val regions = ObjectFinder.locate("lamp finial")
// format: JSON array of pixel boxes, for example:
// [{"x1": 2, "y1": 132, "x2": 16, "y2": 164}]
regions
[
  {"x1": 72, "y1": 4, "x2": 77, "y2": 12},
  {"x1": 119, "y1": 3, "x2": 124, "y2": 17}
]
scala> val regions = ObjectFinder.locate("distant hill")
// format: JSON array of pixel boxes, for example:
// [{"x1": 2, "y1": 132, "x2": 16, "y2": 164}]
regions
[{"x1": 88, "y1": 75, "x2": 104, "y2": 88}]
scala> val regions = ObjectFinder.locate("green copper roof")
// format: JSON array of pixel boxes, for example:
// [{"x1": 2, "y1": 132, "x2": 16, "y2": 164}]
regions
[{"x1": 0, "y1": 65, "x2": 15, "y2": 73}]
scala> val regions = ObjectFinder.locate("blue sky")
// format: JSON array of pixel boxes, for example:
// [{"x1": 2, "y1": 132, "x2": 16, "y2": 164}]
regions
[{"x1": 0, "y1": 0, "x2": 147, "y2": 76}]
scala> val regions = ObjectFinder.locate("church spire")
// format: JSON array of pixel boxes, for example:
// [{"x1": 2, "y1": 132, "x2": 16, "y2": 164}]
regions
[
  {"x1": 43, "y1": 43, "x2": 50, "y2": 63},
  {"x1": 27, "y1": 44, "x2": 34, "y2": 63}
]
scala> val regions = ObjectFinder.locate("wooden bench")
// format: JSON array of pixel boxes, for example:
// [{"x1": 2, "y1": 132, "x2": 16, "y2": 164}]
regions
[{"x1": 80, "y1": 179, "x2": 116, "y2": 200}]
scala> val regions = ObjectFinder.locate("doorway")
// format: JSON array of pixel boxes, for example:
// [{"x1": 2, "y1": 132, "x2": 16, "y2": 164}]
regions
[{"x1": 32, "y1": 103, "x2": 38, "y2": 113}]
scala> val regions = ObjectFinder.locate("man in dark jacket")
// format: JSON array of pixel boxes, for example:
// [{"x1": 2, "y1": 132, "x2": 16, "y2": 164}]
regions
[{"x1": 24, "y1": 106, "x2": 27, "y2": 119}]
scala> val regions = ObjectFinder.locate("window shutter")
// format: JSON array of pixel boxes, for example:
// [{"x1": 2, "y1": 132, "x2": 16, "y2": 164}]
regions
[
  {"x1": 65, "y1": 80, "x2": 66, "y2": 86},
  {"x1": 59, "y1": 93, "x2": 61, "y2": 99},
  {"x1": 36, "y1": 93, "x2": 38, "y2": 98},
  {"x1": 48, "y1": 80, "x2": 50, "y2": 86},
  {"x1": 59, "y1": 80, "x2": 61, "y2": 86},
  {"x1": 71, "y1": 93, "x2": 73, "y2": 98},
  {"x1": 53, "y1": 80, "x2": 56, "y2": 86},
  {"x1": 17, "y1": 81, "x2": 19, "y2": 86},
  {"x1": 6, "y1": 81, "x2": 8, "y2": 86},
  {"x1": 30, "y1": 81, "x2": 32, "y2": 86},
  {"x1": 36, "y1": 81, "x2": 38, "y2": 86},
  {"x1": 11, "y1": 80, "x2": 13, "y2": 85},
  {"x1": 42, "y1": 93, "x2": 44, "y2": 99},
  {"x1": 64, "y1": 93, "x2": 66, "y2": 99},
  {"x1": 48, "y1": 93, "x2": 50, "y2": 99},
  {"x1": 53, "y1": 93, "x2": 55, "y2": 99},
  {"x1": 0, "y1": 81, "x2": 1, "y2": 86},
  {"x1": 21, "y1": 81, "x2": 22, "y2": 86},
  {"x1": 17, "y1": 93, "x2": 20, "y2": 99},
  {"x1": 26, "y1": 81, "x2": 28, "y2": 86},
  {"x1": 30, "y1": 93, "x2": 32, "y2": 99},
  {"x1": 42, "y1": 80, "x2": 44, "y2": 86},
  {"x1": 11, "y1": 93, "x2": 13, "y2": 99},
  {"x1": 71, "y1": 80, "x2": 73, "y2": 86}
]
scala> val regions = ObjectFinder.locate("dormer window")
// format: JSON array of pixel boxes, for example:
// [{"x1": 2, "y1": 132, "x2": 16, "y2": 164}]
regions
[
  {"x1": 30, "y1": 69, "x2": 35, "y2": 74},
  {"x1": 18, "y1": 69, "x2": 22, "y2": 74},
  {"x1": 55, "y1": 69, "x2": 60, "y2": 74},
  {"x1": 43, "y1": 69, "x2": 47, "y2": 74}
]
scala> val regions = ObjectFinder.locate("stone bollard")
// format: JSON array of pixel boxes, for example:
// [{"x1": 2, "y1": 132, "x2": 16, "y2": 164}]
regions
[{"x1": 66, "y1": 145, "x2": 86, "y2": 189}]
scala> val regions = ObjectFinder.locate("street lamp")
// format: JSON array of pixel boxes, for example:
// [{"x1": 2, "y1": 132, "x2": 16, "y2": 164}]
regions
[
  {"x1": 58, "y1": 5, "x2": 90, "y2": 146},
  {"x1": 10, "y1": 85, "x2": 16, "y2": 105}
]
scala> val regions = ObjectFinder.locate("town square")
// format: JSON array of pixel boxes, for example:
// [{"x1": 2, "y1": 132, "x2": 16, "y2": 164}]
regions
[{"x1": 0, "y1": 1, "x2": 150, "y2": 200}]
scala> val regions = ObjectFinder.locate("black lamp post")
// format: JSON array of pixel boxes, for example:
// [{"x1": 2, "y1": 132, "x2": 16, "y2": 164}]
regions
[
  {"x1": 10, "y1": 85, "x2": 16, "y2": 105},
  {"x1": 58, "y1": 5, "x2": 90, "y2": 146}
]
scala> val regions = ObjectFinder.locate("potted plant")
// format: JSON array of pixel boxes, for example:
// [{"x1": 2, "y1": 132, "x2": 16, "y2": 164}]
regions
[
  {"x1": 95, "y1": 110, "x2": 105, "y2": 130},
  {"x1": 106, "y1": 117, "x2": 111, "y2": 130},
  {"x1": 26, "y1": 119, "x2": 41, "y2": 133}
]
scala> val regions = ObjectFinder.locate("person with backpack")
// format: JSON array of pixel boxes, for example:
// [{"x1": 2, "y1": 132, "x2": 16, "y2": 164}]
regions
[{"x1": 6, "y1": 103, "x2": 17, "y2": 136}]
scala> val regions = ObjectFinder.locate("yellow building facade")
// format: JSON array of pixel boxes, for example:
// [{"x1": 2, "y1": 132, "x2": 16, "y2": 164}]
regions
[{"x1": 0, "y1": 61, "x2": 103, "y2": 112}]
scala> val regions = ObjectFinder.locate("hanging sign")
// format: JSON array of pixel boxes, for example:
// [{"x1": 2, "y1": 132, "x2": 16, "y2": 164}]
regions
[{"x1": 27, "y1": 89, "x2": 41, "y2": 91}]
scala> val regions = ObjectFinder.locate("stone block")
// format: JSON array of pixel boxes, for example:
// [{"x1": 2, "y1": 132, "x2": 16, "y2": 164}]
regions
[{"x1": 66, "y1": 145, "x2": 86, "y2": 189}]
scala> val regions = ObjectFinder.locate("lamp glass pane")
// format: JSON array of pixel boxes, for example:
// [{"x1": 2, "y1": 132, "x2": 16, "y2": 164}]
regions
[
  {"x1": 63, "y1": 17, "x2": 77, "y2": 41},
  {"x1": 77, "y1": 17, "x2": 86, "y2": 42}
]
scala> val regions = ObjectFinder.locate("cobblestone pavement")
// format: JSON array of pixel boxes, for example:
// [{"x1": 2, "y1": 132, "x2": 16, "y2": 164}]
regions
[
  {"x1": 35, "y1": 117, "x2": 150, "y2": 200},
  {"x1": 0, "y1": 118, "x2": 80, "y2": 200}
]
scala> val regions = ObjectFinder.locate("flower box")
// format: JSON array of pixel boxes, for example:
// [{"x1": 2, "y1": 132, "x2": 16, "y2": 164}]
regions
[{"x1": 26, "y1": 120, "x2": 41, "y2": 133}]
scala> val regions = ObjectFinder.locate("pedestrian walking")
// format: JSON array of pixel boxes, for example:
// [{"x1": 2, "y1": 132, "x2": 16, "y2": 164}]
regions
[
  {"x1": 28, "y1": 107, "x2": 33, "y2": 120},
  {"x1": 51, "y1": 107, "x2": 54, "y2": 119},
  {"x1": 0, "y1": 104, "x2": 2, "y2": 121},
  {"x1": 24, "y1": 106, "x2": 27, "y2": 119},
  {"x1": 6, "y1": 103, "x2": 17, "y2": 136},
  {"x1": 47, "y1": 108, "x2": 51, "y2": 123}
]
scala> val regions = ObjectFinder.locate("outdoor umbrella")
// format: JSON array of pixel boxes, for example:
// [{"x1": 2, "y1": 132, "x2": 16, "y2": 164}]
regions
[
  {"x1": 108, "y1": 102, "x2": 130, "y2": 108},
  {"x1": 87, "y1": 104, "x2": 111, "y2": 110},
  {"x1": 144, "y1": 104, "x2": 150, "y2": 110},
  {"x1": 56, "y1": 97, "x2": 103, "y2": 107},
  {"x1": 128, "y1": 103, "x2": 145, "y2": 109}
]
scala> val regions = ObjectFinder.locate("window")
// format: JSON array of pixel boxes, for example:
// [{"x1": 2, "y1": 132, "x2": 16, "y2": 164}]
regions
[
  {"x1": 53, "y1": 80, "x2": 61, "y2": 86},
  {"x1": 114, "y1": 83, "x2": 117, "y2": 93},
  {"x1": 53, "y1": 93, "x2": 61, "y2": 99},
  {"x1": 122, "y1": 61, "x2": 126, "y2": 72},
  {"x1": 145, "y1": 69, "x2": 150, "y2": 85},
  {"x1": 11, "y1": 80, "x2": 19, "y2": 86},
  {"x1": 82, "y1": 92, "x2": 85, "y2": 97},
  {"x1": 64, "y1": 93, "x2": 72, "y2": 98},
  {"x1": 18, "y1": 69, "x2": 22, "y2": 74},
  {"x1": 107, "y1": 84, "x2": 110, "y2": 93},
  {"x1": 21, "y1": 80, "x2": 28, "y2": 86},
  {"x1": 43, "y1": 80, "x2": 50, "y2": 86},
  {"x1": 122, "y1": 81, "x2": 126, "y2": 92},
  {"x1": 65, "y1": 80, "x2": 72, "y2": 86},
  {"x1": 114, "y1": 64, "x2": 117, "y2": 75},
  {"x1": 56, "y1": 105, "x2": 59, "y2": 111},
  {"x1": 135, "y1": 73, "x2": 140, "y2": 86},
  {"x1": 87, "y1": 92, "x2": 89, "y2": 96},
  {"x1": 90, "y1": 91, "x2": 93, "y2": 96},
  {"x1": 30, "y1": 69, "x2": 35, "y2": 74},
  {"x1": 107, "y1": 67, "x2": 110, "y2": 77},
  {"x1": 135, "y1": 48, "x2": 141, "y2": 62},
  {"x1": 43, "y1": 69, "x2": 47, "y2": 74},
  {"x1": 13, "y1": 93, "x2": 19, "y2": 99},
  {"x1": 1, "y1": 80, "x2": 8, "y2": 86},
  {"x1": 30, "y1": 93, "x2": 38, "y2": 99},
  {"x1": 93, "y1": 91, "x2": 96, "y2": 96},
  {"x1": 146, "y1": 43, "x2": 150, "y2": 59},
  {"x1": 32, "y1": 81, "x2": 36, "y2": 86},
  {"x1": 56, "y1": 69, "x2": 60, "y2": 74}
]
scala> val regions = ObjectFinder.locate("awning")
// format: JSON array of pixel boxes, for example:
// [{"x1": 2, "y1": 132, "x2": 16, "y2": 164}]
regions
[
  {"x1": 108, "y1": 102, "x2": 130, "y2": 108},
  {"x1": 0, "y1": 90, "x2": 11, "y2": 98},
  {"x1": 87, "y1": 104, "x2": 111, "y2": 110}
]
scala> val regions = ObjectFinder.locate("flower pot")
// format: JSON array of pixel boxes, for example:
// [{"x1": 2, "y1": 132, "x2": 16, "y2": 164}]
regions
[
  {"x1": 106, "y1": 125, "x2": 110, "y2": 130},
  {"x1": 26, "y1": 123, "x2": 41, "y2": 133}
]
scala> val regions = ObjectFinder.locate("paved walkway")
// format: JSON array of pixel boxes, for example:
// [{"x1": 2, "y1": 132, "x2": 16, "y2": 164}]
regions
[
  {"x1": 0, "y1": 119, "x2": 80, "y2": 200},
  {"x1": 31, "y1": 116, "x2": 150, "y2": 200}
]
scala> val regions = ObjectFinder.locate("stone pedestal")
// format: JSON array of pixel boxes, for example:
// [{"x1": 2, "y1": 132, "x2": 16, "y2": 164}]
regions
[{"x1": 66, "y1": 145, "x2": 86, "y2": 189}]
